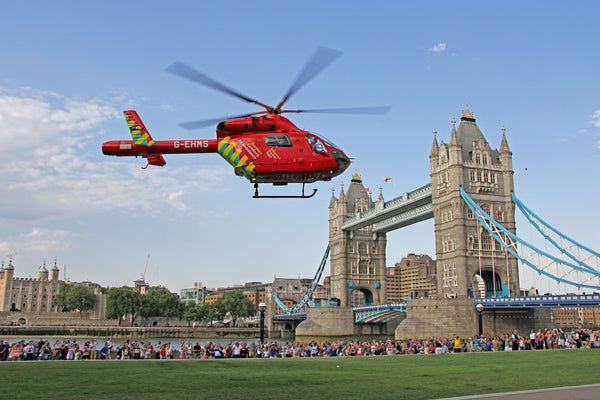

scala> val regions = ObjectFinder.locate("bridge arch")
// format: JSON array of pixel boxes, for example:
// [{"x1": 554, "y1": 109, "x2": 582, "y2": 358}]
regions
[
  {"x1": 350, "y1": 287, "x2": 374, "y2": 307},
  {"x1": 473, "y1": 270, "x2": 505, "y2": 298}
]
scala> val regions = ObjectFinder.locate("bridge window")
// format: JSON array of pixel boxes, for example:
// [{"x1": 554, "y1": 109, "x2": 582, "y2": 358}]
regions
[
  {"x1": 265, "y1": 134, "x2": 293, "y2": 147},
  {"x1": 482, "y1": 153, "x2": 488, "y2": 165},
  {"x1": 491, "y1": 173, "x2": 496, "y2": 184},
  {"x1": 441, "y1": 208, "x2": 454, "y2": 223},
  {"x1": 482, "y1": 233, "x2": 492, "y2": 250},
  {"x1": 359, "y1": 260, "x2": 368, "y2": 274},
  {"x1": 475, "y1": 153, "x2": 481, "y2": 164},
  {"x1": 356, "y1": 202, "x2": 368, "y2": 213},
  {"x1": 496, "y1": 210, "x2": 503, "y2": 222},
  {"x1": 495, "y1": 241, "x2": 503, "y2": 251},
  {"x1": 443, "y1": 239, "x2": 456, "y2": 252},
  {"x1": 470, "y1": 170, "x2": 476, "y2": 181},
  {"x1": 467, "y1": 209, "x2": 474, "y2": 219},
  {"x1": 442, "y1": 263, "x2": 458, "y2": 287},
  {"x1": 351, "y1": 262, "x2": 357, "y2": 274},
  {"x1": 358, "y1": 243, "x2": 367, "y2": 254},
  {"x1": 468, "y1": 235, "x2": 478, "y2": 250}
]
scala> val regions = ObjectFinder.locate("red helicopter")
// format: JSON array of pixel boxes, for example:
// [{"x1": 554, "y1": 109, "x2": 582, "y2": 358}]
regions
[{"x1": 102, "y1": 47, "x2": 389, "y2": 198}]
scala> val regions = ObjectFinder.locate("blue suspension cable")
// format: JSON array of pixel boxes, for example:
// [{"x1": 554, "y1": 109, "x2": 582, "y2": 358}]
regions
[
  {"x1": 460, "y1": 187, "x2": 600, "y2": 290},
  {"x1": 273, "y1": 245, "x2": 330, "y2": 312},
  {"x1": 512, "y1": 192, "x2": 600, "y2": 274}
]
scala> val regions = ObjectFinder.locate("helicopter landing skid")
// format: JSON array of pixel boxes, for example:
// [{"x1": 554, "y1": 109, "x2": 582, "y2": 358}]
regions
[{"x1": 252, "y1": 182, "x2": 318, "y2": 199}]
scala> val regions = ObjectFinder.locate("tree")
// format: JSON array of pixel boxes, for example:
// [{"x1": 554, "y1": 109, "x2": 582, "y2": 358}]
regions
[
  {"x1": 201, "y1": 303, "x2": 223, "y2": 326},
  {"x1": 106, "y1": 287, "x2": 142, "y2": 326},
  {"x1": 183, "y1": 302, "x2": 209, "y2": 326},
  {"x1": 53, "y1": 282, "x2": 71, "y2": 311},
  {"x1": 68, "y1": 286, "x2": 96, "y2": 318},
  {"x1": 53, "y1": 283, "x2": 96, "y2": 318},
  {"x1": 139, "y1": 286, "x2": 184, "y2": 321},
  {"x1": 213, "y1": 290, "x2": 255, "y2": 326}
]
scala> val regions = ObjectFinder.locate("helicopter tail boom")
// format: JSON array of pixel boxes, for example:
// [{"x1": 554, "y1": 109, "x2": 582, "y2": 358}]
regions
[{"x1": 101, "y1": 110, "x2": 218, "y2": 167}]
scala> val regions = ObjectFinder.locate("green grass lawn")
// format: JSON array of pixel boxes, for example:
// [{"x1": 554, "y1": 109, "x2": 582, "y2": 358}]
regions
[{"x1": 1, "y1": 350, "x2": 599, "y2": 400}]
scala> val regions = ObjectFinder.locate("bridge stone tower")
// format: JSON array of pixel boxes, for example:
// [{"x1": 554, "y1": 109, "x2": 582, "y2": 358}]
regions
[
  {"x1": 430, "y1": 106, "x2": 520, "y2": 299},
  {"x1": 329, "y1": 173, "x2": 387, "y2": 307}
]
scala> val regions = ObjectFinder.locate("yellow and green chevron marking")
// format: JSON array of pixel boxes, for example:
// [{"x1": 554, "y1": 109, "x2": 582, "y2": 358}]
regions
[
  {"x1": 218, "y1": 136, "x2": 257, "y2": 181},
  {"x1": 125, "y1": 113, "x2": 154, "y2": 146}
]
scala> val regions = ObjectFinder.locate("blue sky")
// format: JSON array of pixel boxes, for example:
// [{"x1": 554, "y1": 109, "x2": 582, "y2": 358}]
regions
[{"x1": 1, "y1": 1, "x2": 599, "y2": 294}]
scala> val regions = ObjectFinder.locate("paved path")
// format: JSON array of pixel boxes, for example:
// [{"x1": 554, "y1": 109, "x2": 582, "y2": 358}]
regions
[{"x1": 440, "y1": 383, "x2": 600, "y2": 400}]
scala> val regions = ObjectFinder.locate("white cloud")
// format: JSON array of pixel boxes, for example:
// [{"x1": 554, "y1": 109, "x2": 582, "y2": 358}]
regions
[
  {"x1": 166, "y1": 190, "x2": 186, "y2": 211},
  {"x1": 0, "y1": 227, "x2": 76, "y2": 256},
  {"x1": 0, "y1": 87, "x2": 230, "y2": 222},
  {"x1": 428, "y1": 43, "x2": 447, "y2": 53},
  {"x1": 591, "y1": 109, "x2": 600, "y2": 128}
]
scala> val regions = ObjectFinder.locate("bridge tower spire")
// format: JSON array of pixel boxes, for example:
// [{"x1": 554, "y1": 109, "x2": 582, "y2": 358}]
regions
[
  {"x1": 329, "y1": 172, "x2": 387, "y2": 307},
  {"x1": 430, "y1": 105, "x2": 519, "y2": 298}
]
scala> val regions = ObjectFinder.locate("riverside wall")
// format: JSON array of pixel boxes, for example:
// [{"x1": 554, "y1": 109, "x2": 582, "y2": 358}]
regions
[
  {"x1": 394, "y1": 298, "x2": 557, "y2": 339},
  {"x1": 0, "y1": 325, "x2": 260, "y2": 340},
  {"x1": 0, "y1": 311, "x2": 260, "y2": 339}
]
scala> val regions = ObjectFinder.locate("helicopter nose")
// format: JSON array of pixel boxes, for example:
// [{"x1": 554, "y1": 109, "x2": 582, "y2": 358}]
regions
[{"x1": 330, "y1": 148, "x2": 350, "y2": 173}]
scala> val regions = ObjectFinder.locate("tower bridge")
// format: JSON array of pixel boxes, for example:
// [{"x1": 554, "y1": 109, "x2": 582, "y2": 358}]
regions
[{"x1": 270, "y1": 105, "x2": 600, "y2": 339}]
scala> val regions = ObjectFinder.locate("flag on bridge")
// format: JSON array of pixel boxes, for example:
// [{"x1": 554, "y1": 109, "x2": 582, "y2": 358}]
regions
[
  {"x1": 383, "y1": 177, "x2": 392, "y2": 183},
  {"x1": 360, "y1": 188, "x2": 370, "y2": 193}
]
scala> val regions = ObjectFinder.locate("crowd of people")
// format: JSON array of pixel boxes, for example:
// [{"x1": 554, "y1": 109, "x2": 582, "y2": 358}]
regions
[{"x1": 0, "y1": 327, "x2": 598, "y2": 361}]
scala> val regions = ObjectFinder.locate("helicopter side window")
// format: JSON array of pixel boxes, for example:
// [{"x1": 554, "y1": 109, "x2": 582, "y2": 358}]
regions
[
  {"x1": 305, "y1": 135, "x2": 328, "y2": 156},
  {"x1": 265, "y1": 134, "x2": 293, "y2": 148}
]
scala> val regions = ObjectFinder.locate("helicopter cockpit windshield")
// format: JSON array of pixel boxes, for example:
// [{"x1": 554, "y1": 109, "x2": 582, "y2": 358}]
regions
[
  {"x1": 305, "y1": 134, "x2": 329, "y2": 156},
  {"x1": 307, "y1": 131, "x2": 341, "y2": 150}
]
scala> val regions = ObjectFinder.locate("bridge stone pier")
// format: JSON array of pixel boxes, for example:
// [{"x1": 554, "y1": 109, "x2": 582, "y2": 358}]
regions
[{"x1": 393, "y1": 298, "x2": 555, "y2": 339}]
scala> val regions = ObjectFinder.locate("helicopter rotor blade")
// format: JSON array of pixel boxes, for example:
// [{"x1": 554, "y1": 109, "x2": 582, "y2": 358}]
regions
[
  {"x1": 166, "y1": 62, "x2": 271, "y2": 110},
  {"x1": 276, "y1": 47, "x2": 342, "y2": 111},
  {"x1": 282, "y1": 106, "x2": 391, "y2": 115},
  {"x1": 177, "y1": 112, "x2": 264, "y2": 131}
]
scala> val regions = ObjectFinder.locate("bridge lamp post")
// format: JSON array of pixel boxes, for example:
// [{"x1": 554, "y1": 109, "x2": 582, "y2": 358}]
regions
[
  {"x1": 258, "y1": 302, "x2": 267, "y2": 344},
  {"x1": 475, "y1": 303, "x2": 484, "y2": 336}
]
